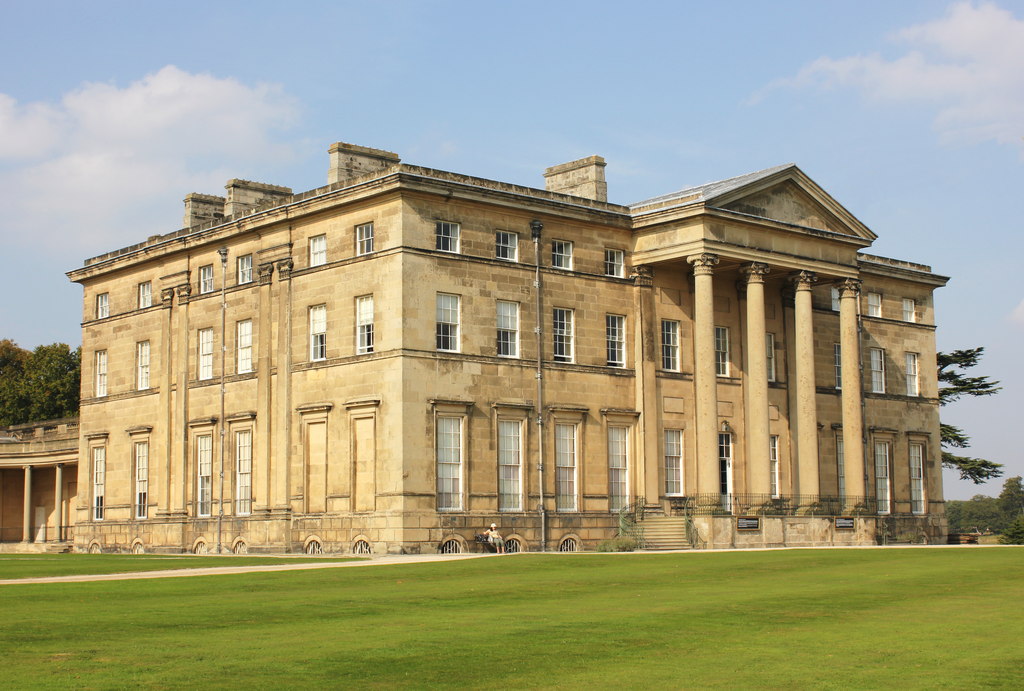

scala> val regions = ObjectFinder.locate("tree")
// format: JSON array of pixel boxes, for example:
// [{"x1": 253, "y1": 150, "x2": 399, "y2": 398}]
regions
[
  {"x1": 999, "y1": 516, "x2": 1024, "y2": 545},
  {"x1": 998, "y1": 476, "x2": 1024, "y2": 521},
  {"x1": 937, "y1": 348, "x2": 1002, "y2": 483},
  {"x1": 0, "y1": 340, "x2": 80, "y2": 426}
]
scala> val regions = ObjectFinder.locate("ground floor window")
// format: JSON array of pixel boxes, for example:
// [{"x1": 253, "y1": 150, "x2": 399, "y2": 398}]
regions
[
  {"x1": 555, "y1": 423, "x2": 577, "y2": 511},
  {"x1": 134, "y1": 441, "x2": 148, "y2": 519},
  {"x1": 910, "y1": 442, "x2": 925, "y2": 514},
  {"x1": 92, "y1": 446, "x2": 105, "y2": 520},
  {"x1": 498, "y1": 420, "x2": 522, "y2": 511},
  {"x1": 719, "y1": 433, "x2": 733, "y2": 511},
  {"x1": 664, "y1": 429, "x2": 683, "y2": 495},
  {"x1": 436, "y1": 416, "x2": 462, "y2": 510},
  {"x1": 197, "y1": 434, "x2": 212, "y2": 516},
  {"x1": 769, "y1": 435, "x2": 780, "y2": 498},
  {"x1": 608, "y1": 426, "x2": 628, "y2": 511},
  {"x1": 236, "y1": 430, "x2": 252, "y2": 515},
  {"x1": 874, "y1": 441, "x2": 891, "y2": 514}
]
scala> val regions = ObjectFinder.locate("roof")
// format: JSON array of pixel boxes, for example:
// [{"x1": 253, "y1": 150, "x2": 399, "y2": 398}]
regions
[{"x1": 629, "y1": 163, "x2": 796, "y2": 210}]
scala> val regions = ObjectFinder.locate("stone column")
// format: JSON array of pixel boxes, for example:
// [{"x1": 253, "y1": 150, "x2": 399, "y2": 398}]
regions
[
  {"x1": 792, "y1": 271, "x2": 819, "y2": 497},
  {"x1": 630, "y1": 265, "x2": 660, "y2": 505},
  {"x1": 22, "y1": 465, "x2": 32, "y2": 542},
  {"x1": 742, "y1": 263, "x2": 771, "y2": 496},
  {"x1": 838, "y1": 278, "x2": 866, "y2": 501},
  {"x1": 688, "y1": 253, "x2": 720, "y2": 496},
  {"x1": 54, "y1": 463, "x2": 64, "y2": 541},
  {"x1": 255, "y1": 262, "x2": 274, "y2": 513}
]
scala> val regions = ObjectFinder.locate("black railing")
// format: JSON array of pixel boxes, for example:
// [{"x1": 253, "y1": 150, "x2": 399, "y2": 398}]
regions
[
  {"x1": 670, "y1": 493, "x2": 881, "y2": 517},
  {"x1": 617, "y1": 496, "x2": 646, "y2": 547}
]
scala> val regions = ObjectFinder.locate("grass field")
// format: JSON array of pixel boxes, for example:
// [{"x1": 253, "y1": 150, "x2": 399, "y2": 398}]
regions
[
  {"x1": 0, "y1": 553, "x2": 359, "y2": 579},
  {"x1": 2, "y1": 548, "x2": 1022, "y2": 689}
]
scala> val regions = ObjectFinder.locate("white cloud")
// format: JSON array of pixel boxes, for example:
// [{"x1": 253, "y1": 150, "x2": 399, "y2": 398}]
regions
[
  {"x1": 0, "y1": 66, "x2": 299, "y2": 254},
  {"x1": 1010, "y1": 298, "x2": 1024, "y2": 326},
  {"x1": 756, "y1": 2, "x2": 1024, "y2": 149}
]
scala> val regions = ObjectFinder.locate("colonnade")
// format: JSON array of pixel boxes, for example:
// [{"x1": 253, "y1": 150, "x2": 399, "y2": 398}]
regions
[
  {"x1": 10, "y1": 463, "x2": 68, "y2": 542},
  {"x1": 686, "y1": 253, "x2": 865, "y2": 499}
]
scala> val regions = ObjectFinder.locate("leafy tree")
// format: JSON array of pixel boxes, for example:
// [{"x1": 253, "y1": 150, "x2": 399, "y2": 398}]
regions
[
  {"x1": 997, "y1": 476, "x2": 1024, "y2": 521},
  {"x1": 945, "y1": 494, "x2": 1003, "y2": 534},
  {"x1": 0, "y1": 340, "x2": 80, "y2": 426},
  {"x1": 937, "y1": 348, "x2": 1002, "y2": 483}
]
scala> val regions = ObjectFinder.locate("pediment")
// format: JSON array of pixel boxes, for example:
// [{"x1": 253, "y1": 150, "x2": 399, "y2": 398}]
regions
[{"x1": 715, "y1": 174, "x2": 876, "y2": 241}]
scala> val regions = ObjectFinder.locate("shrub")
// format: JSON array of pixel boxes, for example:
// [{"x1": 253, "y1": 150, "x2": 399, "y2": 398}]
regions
[{"x1": 597, "y1": 537, "x2": 638, "y2": 552}]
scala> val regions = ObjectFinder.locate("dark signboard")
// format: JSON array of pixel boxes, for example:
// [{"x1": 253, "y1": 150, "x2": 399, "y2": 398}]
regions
[
  {"x1": 834, "y1": 517, "x2": 855, "y2": 530},
  {"x1": 737, "y1": 516, "x2": 761, "y2": 531}
]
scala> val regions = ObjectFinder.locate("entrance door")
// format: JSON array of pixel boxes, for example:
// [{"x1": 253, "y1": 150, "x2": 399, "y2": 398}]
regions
[
  {"x1": 34, "y1": 506, "x2": 46, "y2": 542},
  {"x1": 718, "y1": 433, "x2": 733, "y2": 513}
]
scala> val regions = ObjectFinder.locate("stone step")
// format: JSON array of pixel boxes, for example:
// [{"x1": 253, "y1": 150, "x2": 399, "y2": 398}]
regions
[{"x1": 638, "y1": 516, "x2": 690, "y2": 550}]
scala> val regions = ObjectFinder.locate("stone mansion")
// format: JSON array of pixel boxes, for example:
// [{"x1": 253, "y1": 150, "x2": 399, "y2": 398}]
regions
[{"x1": 52, "y1": 142, "x2": 949, "y2": 553}]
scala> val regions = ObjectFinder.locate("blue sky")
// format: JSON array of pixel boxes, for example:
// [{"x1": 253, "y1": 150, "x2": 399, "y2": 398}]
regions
[{"x1": 1, "y1": 1, "x2": 1020, "y2": 499}]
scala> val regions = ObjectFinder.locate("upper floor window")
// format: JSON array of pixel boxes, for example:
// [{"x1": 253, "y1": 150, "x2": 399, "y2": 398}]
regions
[
  {"x1": 309, "y1": 305, "x2": 327, "y2": 361},
  {"x1": 866, "y1": 292, "x2": 882, "y2": 318},
  {"x1": 714, "y1": 326, "x2": 730, "y2": 377},
  {"x1": 496, "y1": 300, "x2": 519, "y2": 358},
  {"x1": 96, "y1": 293, "x2": 109, "y2": 319},
  {"x1": 237, "y1": 254, "x2": 253, "y2": 284},
  {"x1": 138, "y1": 282, "x2": 152, "y2": 309},
  {"x1": 95, "y1": 350, "x2": 108, "y2": 397},
  {"x1": 902, "y1": 298, "x2": 917, "y2": 323},
  {"x1": 356, "y1": 295, "x2": 374, "y2": 354},
  {"x1": 356, "y1": 223, "x2": 374, "y2": 256},
  {"x1": 136, "y1": 341, "x2": 150, "y2": 390},
  {"x1": 553, "y1": 308, "x2": 574, "y2": 363},
  {"x1": 309, "y1": 234, "x2": 327, "y2": 267},
  {"x1": 237, "y1": 319, "x2": 253, "y2": 373},
  {"x1": 92, "y1": 446, "x2": 106, "y2": 520},
  {"x1": 198, "y1": 328, "x2": 214, "y2": 380},
  {"x1": 834, "y1": 343, "x2": 842, "y2": 389},
  {"x1": 606, "y1": 314, "x2": 625, "y2": 367},
  {"x1": 495, "y1": 231, "x2": 518, "y2": 261},
  {"x1": 551, "y1": 240, "x2": 573, "y2": 269},
  {"x1": 604, "y1": 249, "x2": 625, "y2": 277},
  {"x1": 766, "y1": 333, "x2": 776, "y2": 382},
  {"x1": 435, "y1": 221, "x2": 460, "y2": 253},
  {"x1": 436, "y1": 294, "x2": 460, "y2": 352},
  {"x1": 905, "y1": 352, "x2": 920, "y2": 396},
  {"x1": 869, "y1": 347, "x2": 886, "y2": 393},
  {"x1": 661, "y1": 320, "x2": 679, "y2": 371},
  {"x1": 199, "y1": 264, "x2": 214, "y2": 294}
]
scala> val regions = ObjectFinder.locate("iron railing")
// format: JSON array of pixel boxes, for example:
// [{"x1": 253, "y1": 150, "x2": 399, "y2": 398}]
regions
[
  {"x1": 670, "y1": 493, "x2": 882, "y2": 517},
  {"x1": 617, "y1": 496, "x2": 646, "y2": 547}
]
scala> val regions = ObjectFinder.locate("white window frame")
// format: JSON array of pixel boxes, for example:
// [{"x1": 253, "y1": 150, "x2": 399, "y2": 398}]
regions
[
  {"x1": 555, "y1": 423, "x2": 578, "y2": 512},
  {"x1": 766, "y1": 333, "x2": 776, "y2": 382},
  {"x1": 867, "y1": 292, "x2": 882, "y2": 318},
  {"x1": 96, "y1": 292, "x2": 109, "y2": 319},
  {"x1": 356, "y1": 295, "x2": 374, "y2": 354},
  {"x1": 905, "y1": 352, "x2": 920, "y2": 397},
  {"x1": 834, "y1": 343, "x2": 843, "y2": 389},
  {"x1": 719, "y1": 433, "x2": 733, "y2": 510},
  {"x1": 830, "y1": 286, "x2": 841, "y2": 311},
  {"x1": 874, "y1": 441, "x2": 891, "y2": 514},
  {"x1": 498, "y1": 420, "x2": 522, "y2": 511},
  {"x1": 356, "y1": 222, "x2": 374, "y2": 256},
  {"x1": 435, "y1": 221, "x2": 460, "y2": 253},
  {"x1": 664, "y1": 429, "x2": 683, "y2": 496},
  {"x1": 495, "y1": 231, "x2": 518, "y2": 261},
  {"x1": 837, "y1": 436, "x2": 846, "y2": 498},
  {"x1": 604, "y1": 248, "x2": 625, "y2": 278},
  {"x1": 902, "y1": 298, "x2": 917, "y2": 323},
  {"x1": 237, "y1": 254, "x2": 253, "y2": 284},
  {"x1": 134, "y1": 441, "x2": 149, "y2": 519},
  {"x1": 309, "y1": 234, "x2": 327, "y2": 267},
  {"x1": 95, "y1": 350, "x2": 108, "y2": 397},
  {"x1": 553, "y1": 308, "x2": 574, "y2": 363},
  {"x1": 770, "y1": 435, "x2": 780, "y2": 498},
  {"x1": 606, "y1": 314, "x2": 625, "y2": 367},
  {"x1": 869, "y1": 347, "x2": 886, "y2": 393},
  {"x1": 309, "y1": 305, "x2": 327, "y2": 361},
  {"x1": 608, "y1": 426, "x2": 629, "y2": 512},
  {"x1": 236, "y1": 319, "x2": 253, "y2": 373},
  {"x1": 236, "y1": 429, "x2": 253, "y2": 516},
  {"x1": 435, "y1": 293, "x2": 460, "y2": 352},
  {"x1": 551, "y1": 240, "x2": 573, "y2": 270},
  {"x1": 715, "y1": 326, "x2": 730, "y2": 377},
  {"x1": 199, "y1": 264, "x2": 214, "y2": 294},
  {"x1": 197, "y1": 434, "x2": 213, "y2": 517},
  {"x1": 136, "y1": 340, "x2": 150, "y2": 390},
  {"x1": 496, "y1": 300, "x2": 519, "y2": 358},
  {"x1": 198, "y1": 328, "x2": 214, "y2": 380},
  {"x1": 92, "y1": 446, "x2": 106, "y2": 520},
  {"x1": 661, "y1": 320, "x2": 680, "y2": 371},
  {"x1": 910, "y1": 442, "x2": 925, "y2": 514},
  {"x1": 436, "y1": 416, "x2": 463, "y2": 511},
  {"x1": 138, "y1": 282, "x2": 152, "y2": 309}
]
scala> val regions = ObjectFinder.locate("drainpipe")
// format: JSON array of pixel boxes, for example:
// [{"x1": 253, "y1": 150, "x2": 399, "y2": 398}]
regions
[
  {"x1": 531, "y1": 219, "x2": 547, "y2": 552},
  {"x1": 217, "y1": 246, "x2": 228, "y2": 555}
]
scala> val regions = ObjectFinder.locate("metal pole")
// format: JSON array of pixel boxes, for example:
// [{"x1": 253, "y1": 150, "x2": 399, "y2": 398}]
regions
[
  {"x1": 217, "y1": 246, "x2": 228, "y2": 554},
  {"x1": 530, "y1": 220, "x2": 547, "y2": 552}
]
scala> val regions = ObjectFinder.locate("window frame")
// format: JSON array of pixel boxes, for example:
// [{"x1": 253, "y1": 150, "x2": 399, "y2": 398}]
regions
[
  {"x1": 834, "y1": 343, "x2": 843, "y2": 389},
  {"x1": 837, "y1": 436, "x2": 846, "y2": 498},
  {"x1": 874, "y1": 440, "x2": 891, "y2": 515},
  {"x1": 902, "y1": 297, "x2": 917, "y2": 323},
  {"x1": 199, "y1": 264, "x2": 214, "y2": 294},
  {"x1": 497, "y1": 419, "x2": 522, "y2": 512},
  {"x1": 869, "y1": 347, "x2": 886, "y2": 393},
  {"x1": 495, "y1": 231, "x2": 518, "y2": 262},
  {"x1": 603, "y1": 248, "x2": 625, "y2": 278},
  {"x1": 198, "y1": 327, "x2": 214, "y2": 380},
  {"x1": 905, "y1": 352, "x2": 920, "y2": 396},
  {"x1": 356, "y1": 222, "x2": 375, "y2": 256},
  {"x1": 92, "y1": 446, "x2": 106, "y2": 520},
  {"x1": 830, "y1": 286, "x2": 841, "y2": 311},
  {"x1": 714, "y1": 326, "x2": 730, "y2": 377},
  {"x1": 96, "y1": 292, "x2": 109, "y2": 319},
  {"x1": 237, "y1": 254, "x2": 253, "y2": 285},
  {"x1": 134, "y1": 441, "x2": 149, "y2": 519},
  {"x1": 769, "y1": 435, "x2": 780, "y2": 498},
  {"x1": 496, "y1": 300, "x2": 519, "y2": 358},
  {"x1": 607, "y1": 425, "x2": 629, "y2": 512},
  {"x1": 436, "y1": 416, "x2": 463, "y2": 511},
  {"x1": 910, "y1": 442, "x2": 925, "y2": 514},
  {"x1": 197, "y1": 433, "x2": 213, "y2": 517},
  {"x1": 435, "y1": 221, "x2": 460, "y2": 253},
  {"x1": 95, "y1": 350, "x2": 108, "y2": 397},
  {"x1": 867, "y1": 292, "x2": 882, "y2": 318},
  {"x1": 552, "y1": 308, "x2": 574, "y2": 363},
  {"x1": 309, "y1": 234, "x2": 327, "y2": 267},
  {"x1": 309, "y1": 305, "x2": 327, "y2": 361},
  {"x1": 136, "y1": 340, "x2": 150, "y2": 391},
  {"x1": 606, "y1": 314, "x2": 625, "y2": 367},
  {"x1": 766, "y1": 333, "x2": 776, "y2": 382},
  {"x1": 551, "y1": 240, "x2": 573, "y2": 270},
  {"x1": 435, "y1": 293, "x2": 460, "y2": 352},
  {"x1": 236, "y1": 319, "x2": 253, "y2": 374},
  {"x1": 138, "y1": 282, "x2": 152, "y2": 309},
  {"x1": 664, "y1": 429, "x2": 683, "y2": 496},
  {"x1": 236, "y1": 429, "x2": 253, "y2": 516},
  {"x1": 356, "y1": 295, "x2": 374, "y2": 354},
  {"x1": 661, "y1": 320, "x2": 680, "y2": 371},
  {"x1": 555, "y1": 422, "x2": 578, "y2": 512}
]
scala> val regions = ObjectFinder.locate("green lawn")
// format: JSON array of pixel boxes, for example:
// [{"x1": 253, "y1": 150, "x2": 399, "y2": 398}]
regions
[
  {"x1": 2, "y1": 548, "x2": 1022, "y2": 689},
  {"x1": 0, "y1": 553, "x2": 359, "y2": 579}
]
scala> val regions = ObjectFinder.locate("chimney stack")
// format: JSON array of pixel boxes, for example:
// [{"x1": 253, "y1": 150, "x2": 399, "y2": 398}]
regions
[
  {"x1": 183, "y1": 193, "x2": 225, "y2": 229},
  {"x1": 543, "y1": 155, "x2": 607, "y2": 202},
  {"x1": 223, "y1": 180, "x2": 293, "y2": 217},
  {"x1": 328, "y1": 142, "x2": 401, "y2": 185}
]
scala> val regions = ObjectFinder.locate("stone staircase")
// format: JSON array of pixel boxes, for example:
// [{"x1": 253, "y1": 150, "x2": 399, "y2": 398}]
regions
[{"x1": 639, "y1": 516, "x2": 690, "y2": 550}]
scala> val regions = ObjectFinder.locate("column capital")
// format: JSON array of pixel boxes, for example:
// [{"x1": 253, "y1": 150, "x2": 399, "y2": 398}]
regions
[
  {"x1": 740, "y1": 262, "x2": 770, "y2": 283},
  {"x1": 688, "y1": 253, "x2": 719, "y2": 275},
  {"x1": 160, "y1": 287, "x2": 175, "y2": 307},
  {"x1": 837, "y1": 277, "x2": 862, "y2": 297},
  {"x1": 174, "y1": 283, "x2": 192, "y2": 300},
  {"x1": 258, "y1": 262, "x2": 275, "y2": 286},
  {"x1": 275, "y1": 257, "x2": 294, "y2": 280},
  {"x1": 630, "y1": 264, "x2": 654, "y2": 287},
  {"x1": 791, "y1": 270, "x2": 818, "y2": 290}
]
